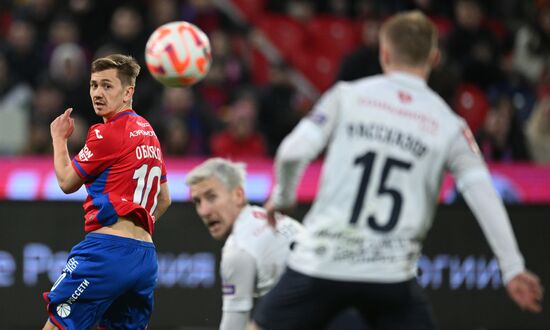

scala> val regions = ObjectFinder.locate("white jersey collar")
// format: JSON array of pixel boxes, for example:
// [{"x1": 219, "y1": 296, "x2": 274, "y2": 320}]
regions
[
  {"x1": 233, "y1": 205, "x2": 253, "y2": 229},
  {"x1": 388, "y1": 71, "x2": 427, "y2": 88}
]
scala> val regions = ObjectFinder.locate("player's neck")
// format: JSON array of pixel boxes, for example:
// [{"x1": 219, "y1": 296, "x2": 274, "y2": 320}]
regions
[
  {"x1": 103, "y1": 104, "x2": 132, "y2": 122},
  {"x1": 384, "y1": 65, "x2": 429, "y2": 81}
]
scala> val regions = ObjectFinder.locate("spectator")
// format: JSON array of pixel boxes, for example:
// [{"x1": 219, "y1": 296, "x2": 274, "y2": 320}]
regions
[
  {"x1": 43, "y1": 14, "x2": 84, "y2": 63},
  {"x1": 146, "y1": 0, "x2": 180, "y2": 31},
  {"x1": 48, "y1": 42, "x2": 91, "y2": 123},
  {"x1": 13, "y1": 0, "x2": 60, "y2": 45},
  {"x1": 210, "y1": 89, "x2": 268, "y2": 159},
  {"x1": 336, "y1": 15, "x2": 382, "y2": 82},
  {"x1": 210, "y1": 29, "x2": 250, "y2": 86},
  {"x1": 103, "y1": 5, "x2": 147, "y2": 64},
  {"x1": 525, "y1": 95, "x2": 550, "y2": 163},
  {"x1": 157, "y1": 87, "x2": 215, "y2": 156},
  {"x1": 259, "y1": 62, "x2": 303, "y2": 155},
  {"x1": 67, "y1": 0, "x2": 112, "y2": 50},
  {"x1": 2, "y1": 18, "x2": 43, "y2": 86},
  {"x1": 25, "y1": 81, "x2": 65, "y2": 154},
  {"x1": 476, "y1": 93, "x2": 530, "y2": 162},
  {"x1": 181, "y1": 0, "x2": 224, "y2": 34},
  {"x1": 197, "y1": 59, "x2": 231, "y2": 114},
  {"x1": 446, "y1": 0, "x2": 503, "y2": 89},
  {"x1": 0, "y1": 50, "x2": 33, "y2": 154},
  {"x1": 513, "y1": 2, "x2": 550, "y2": 85}
]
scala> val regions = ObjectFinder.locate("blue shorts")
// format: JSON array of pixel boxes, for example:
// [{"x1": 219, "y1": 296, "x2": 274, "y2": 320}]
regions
[{"x1": 43, "y1": 233, "x2": 158, "y2": 330}]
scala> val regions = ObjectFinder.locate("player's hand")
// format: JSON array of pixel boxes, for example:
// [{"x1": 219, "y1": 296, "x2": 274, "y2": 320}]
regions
[
  {"x1": 264, "y1": 196, "x2": 278, "y2": 228},
  {"x1": 263, "y1": 195, "x2": 295, "y2": 228},
  {"x1": 506, "y1": 271, "x2": 544, "y2": 313},
  {"x1": 50, "y1": 108, "x2": 75, "y2": 141}
]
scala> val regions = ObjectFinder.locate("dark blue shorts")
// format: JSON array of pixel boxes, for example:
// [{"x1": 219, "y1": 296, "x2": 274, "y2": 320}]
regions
[
  {"x1": 254, "y1": 267, "x2": 437, "y2": 330},
  {"x1": 43, "y1": 233, "x2": 158, "y2": 330}
]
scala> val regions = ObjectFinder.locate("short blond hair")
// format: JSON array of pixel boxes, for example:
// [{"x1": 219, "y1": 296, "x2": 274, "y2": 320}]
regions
[
  {"x1": 380, "y1": 10, "x2": 438, "y2": 66},
  {"x1": 91, "y1": 54, "x2": 140, "y2": 86}
]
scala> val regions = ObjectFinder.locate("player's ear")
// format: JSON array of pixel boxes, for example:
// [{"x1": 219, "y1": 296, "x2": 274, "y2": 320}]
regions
[
  {"x1": 379, "y1": 41, "x2": 391, "y2": 71},
  {"x1": 124, "y1": 85, "x2": 135, "y2": 103},
  {"x1": 234, "y1": 186, "x2": 245, "y2": 205},
  {"x1": 430, "y1": 48, "x2": 441, "y2": 68}
]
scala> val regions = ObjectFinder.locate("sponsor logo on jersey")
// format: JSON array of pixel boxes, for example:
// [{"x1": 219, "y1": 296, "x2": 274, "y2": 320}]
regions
[
  {"x1": 63, "y1": 258, "x2": 79, "y2": 274},
  {"x1": 94, "y1": 129, "x2": 103, "y2": 139},
  {"x1": 308, "y1": 112, "x2": 327, "y2": 126},
  {"x1": 398, "y1": 90, "x2": 412, "y2": 103},
  {"x1": 130, "y1": 129, "x2": 156, "y2": 138},
  {"x1": 222, "y1": 284, "x2": 235, "y2": 295},
  {"x1": 78, "y1": 145, "x2": 94, "y2": 161},
  {"x1": 57, "y1": 303, "x2": 71, "y2": 318},
  {"x1": 136, "y1": 121, "x2": 151, "y2": 128},
  {"x1": 66, "y1": 279, "x2": 90, "y2": 305},
  {"x1": 462, "y1": 127, "x2": 480, "y2": 155},
  {"x1": 360, "y1": 97, "x2": 438, "y2": 133}
]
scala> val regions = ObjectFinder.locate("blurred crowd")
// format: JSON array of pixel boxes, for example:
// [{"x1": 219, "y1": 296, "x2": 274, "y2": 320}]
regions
[{"x1": 0, "y1": 0, "x2": 549, "y2": 164}]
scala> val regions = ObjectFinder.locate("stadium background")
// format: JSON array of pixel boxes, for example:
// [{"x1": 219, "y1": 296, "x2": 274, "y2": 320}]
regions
[{"x1": 0, "y1": 0, "x2": 549, "y2": 329}]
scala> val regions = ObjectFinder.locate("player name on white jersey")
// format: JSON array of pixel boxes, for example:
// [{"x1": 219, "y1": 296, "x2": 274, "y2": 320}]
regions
[{"x1": 347, "y1": 122, "x2": 428, "y2": 158}]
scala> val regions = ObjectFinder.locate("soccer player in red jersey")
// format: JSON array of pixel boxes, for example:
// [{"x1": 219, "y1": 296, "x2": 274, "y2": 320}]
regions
[{"x1": 43, "y1": 54, "x2": 171, "y2": 330}]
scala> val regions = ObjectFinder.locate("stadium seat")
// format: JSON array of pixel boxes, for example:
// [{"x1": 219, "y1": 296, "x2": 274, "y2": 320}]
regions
[
  {"x1": 258, "y1": 14, "x2": 308, "y2": 60},
  {"x1": 429, "y1": 16, "x2": 453, "y2": 40},
  {"x1": 453, "y1": 84, "x2": 490, "y2": 133},
  {"x1": 291, "y1": 49, "x2": 340, "y2": 91},
  {"x1": 250, "y1": 48, "x2": 270, "y2": 85},
  {"x1": 307, "y1": 15, "x2": 359, "y2": 58},
  {"x1": 231, "y1": 0, "x2": 266, "y2": 24}
]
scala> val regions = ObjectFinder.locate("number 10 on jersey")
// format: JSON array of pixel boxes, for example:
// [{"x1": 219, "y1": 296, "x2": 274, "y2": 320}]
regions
[{"x1": 133, "y1": 164, "x2": 162, "y2": 214}]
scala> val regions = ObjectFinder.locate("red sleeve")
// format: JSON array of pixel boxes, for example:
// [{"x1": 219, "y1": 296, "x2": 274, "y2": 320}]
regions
[{"x1": 72, "y1": 124, "x2": 123, "y2": 179}]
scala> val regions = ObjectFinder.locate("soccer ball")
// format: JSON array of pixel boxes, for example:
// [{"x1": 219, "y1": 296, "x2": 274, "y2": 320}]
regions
[{"x1": 145, "y1": 21, "x2": 212, "y2": 87}]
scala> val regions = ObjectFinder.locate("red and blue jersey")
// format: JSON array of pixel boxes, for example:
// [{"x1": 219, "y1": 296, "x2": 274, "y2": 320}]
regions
[{"x1": 72, "y1": 109, "x2": 167, "y2": 235}]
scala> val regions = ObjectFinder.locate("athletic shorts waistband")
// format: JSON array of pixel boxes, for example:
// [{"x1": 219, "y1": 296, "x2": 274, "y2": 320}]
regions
[{"x1": 85, "y1": 233, "x2": 155, "y2": 249}]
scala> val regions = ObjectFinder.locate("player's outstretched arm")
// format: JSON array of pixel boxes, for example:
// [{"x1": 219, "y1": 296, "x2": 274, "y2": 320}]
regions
[
  {"x1": 50, "y1": 108, "x2": 85, "y2": 193},
  {"x1": 506, "y1": 271, "x2": 544, "y2": 313},
  {"x1": 152, "y1": 182, "x2": 171, "y2": 222},
  {"x1": 446, "y1": 127, "x2": 543, "y2": 313}
]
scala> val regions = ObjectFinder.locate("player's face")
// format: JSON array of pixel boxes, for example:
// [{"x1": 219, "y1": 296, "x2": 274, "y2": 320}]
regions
[
  {"x1": 90, "y1": 68, "x2": 133, "y2": 121},
  {"x1": 190, "y1": 176, "x2": 245, "y2": 240}
]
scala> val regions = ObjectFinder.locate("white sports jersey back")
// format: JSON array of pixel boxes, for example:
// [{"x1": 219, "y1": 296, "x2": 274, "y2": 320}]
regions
[{"x1": 288, "y1": 72, "x2": 470, "y2": 282}]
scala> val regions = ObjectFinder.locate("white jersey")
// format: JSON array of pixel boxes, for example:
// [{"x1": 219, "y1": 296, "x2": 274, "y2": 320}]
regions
[
  {"x1": 275, "y1": 72, "x2": 524, "y2": 283},
  {"x1": 221, "y1": 205, "x2": 303, "y2": 312}
]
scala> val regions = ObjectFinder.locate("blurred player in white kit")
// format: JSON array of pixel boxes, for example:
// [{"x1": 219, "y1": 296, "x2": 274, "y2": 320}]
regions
[
  {"x1": 185, "y1": 158, "x2": 304, "y2": 330},
  {"x1": 253, "y1": 10, "x2": 544, "y2": 330}
]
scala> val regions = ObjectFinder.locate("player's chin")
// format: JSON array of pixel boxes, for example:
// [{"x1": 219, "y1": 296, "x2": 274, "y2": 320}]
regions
[{"x1": 209, "y1": 226, "x2": 226, "y2": 240}]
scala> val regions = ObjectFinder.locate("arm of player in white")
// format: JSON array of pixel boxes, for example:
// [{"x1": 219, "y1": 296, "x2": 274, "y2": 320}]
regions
[
  {"x1": 220, "y1": 247, "x2": 256, "y2": 330},
  {"x1": 445, "y1": 127, "x2": 525, "y2": 283},
  {"x1": 272, "y1": 83, "x2": 345, "y2": 208}
]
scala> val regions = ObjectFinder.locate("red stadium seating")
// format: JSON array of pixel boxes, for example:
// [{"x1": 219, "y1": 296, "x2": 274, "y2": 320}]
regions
[
  {"x1": 291, "y1": 49, "x2": 340, "y2": 91},
  {"x1": 429, "y1": 16, "x2": 453, "y2": 40},
  {"x1": 231, "y1": 0, "x2": 266, "y2": 23},
  {"x1": 306, "y1": 15, "x2": 359, "y2": 58},
  {"x1": 453, "y1": 84, "x2": 490, "y2": 133},
  {"x1": 257, "y1": 14, "x2": 308, "y2": 59}
]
